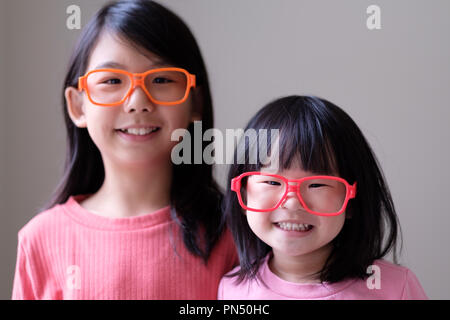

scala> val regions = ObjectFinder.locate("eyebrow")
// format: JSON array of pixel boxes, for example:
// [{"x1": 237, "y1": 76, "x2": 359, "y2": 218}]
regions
[{"x1": 94, "y1": 60, "x2": 168, "y2": 70}]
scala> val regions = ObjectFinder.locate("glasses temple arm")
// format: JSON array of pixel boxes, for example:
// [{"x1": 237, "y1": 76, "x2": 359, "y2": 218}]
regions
[
  {"x1": 78, "y1": 76, "x2": 86, "y2": 92},
  {"x1": 349, "y1": 182, "x2": 357, "y2": 198},
  {"x1": 231, "y1": 178, "x2": 240, "y2": 192}
]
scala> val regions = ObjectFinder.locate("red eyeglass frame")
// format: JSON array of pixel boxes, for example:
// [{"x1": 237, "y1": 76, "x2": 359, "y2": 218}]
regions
[
  {"x1": 78, "y1": 67, "x2": 196, "y2": 107},
  {"x1": 231, "y1": 171, "x2": 357, "y2": 216}
]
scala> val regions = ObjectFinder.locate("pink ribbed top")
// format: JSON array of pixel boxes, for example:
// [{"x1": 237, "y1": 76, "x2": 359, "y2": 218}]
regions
[
  {"x1": 12, "y1": 194, "x2": 238, "y2": 300},
  {"x1": 218, "y1": 254, "x2": 428, "y2": 300}
]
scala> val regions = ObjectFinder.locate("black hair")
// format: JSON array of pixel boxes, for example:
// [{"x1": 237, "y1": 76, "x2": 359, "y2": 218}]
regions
[
  {"x1": 223, "y1": 95, "x2": 402, "y2": 283},
  {"x1": 43, "y1": 0, "x2": 223, "y2": 262}
]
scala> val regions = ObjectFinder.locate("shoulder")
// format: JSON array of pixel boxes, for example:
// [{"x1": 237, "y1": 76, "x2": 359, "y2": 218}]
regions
[
  {"x1": 372, "y1": 259, "x2": 409, "y2": 279},
  {"x1": 372, "y1": 259, "x2": 416, "y2": 284},
  {"x1": 17, "y1": 202, "x2": 69, "y2": 247},
  {"x1": 218, "y1": 262, "x2": 280, "y2": 300},
  {"x1": 218, "y1": 264, "x2": 274, "y2": 300},
  {"x1": 363, "y1": 259, "x2": 428, "y2": 299},
  {"x1": 218, "y1": 265, "x2": 247, "y2": 300}
]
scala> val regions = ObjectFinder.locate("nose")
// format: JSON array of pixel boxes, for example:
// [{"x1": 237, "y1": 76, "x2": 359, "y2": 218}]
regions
[
  {"x1": 280, "y1": 184, "x2": 306, "y2": 210},
  {"x1": 122, "y1": 77, "x2": 156, "y2": 113}
]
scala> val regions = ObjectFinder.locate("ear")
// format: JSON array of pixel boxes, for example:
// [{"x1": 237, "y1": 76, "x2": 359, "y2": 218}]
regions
[
  {"x1": 190, "y1": 87, "x2": 203, "y2": 122},
  {"x1": 65, "y1": 86, "x2": 87, "y2": 128}
]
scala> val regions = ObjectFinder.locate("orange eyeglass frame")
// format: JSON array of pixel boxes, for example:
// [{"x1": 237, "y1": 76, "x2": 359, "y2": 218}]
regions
[{"x1": 78, "y1": 67, "x2": 196, "y2": 107}]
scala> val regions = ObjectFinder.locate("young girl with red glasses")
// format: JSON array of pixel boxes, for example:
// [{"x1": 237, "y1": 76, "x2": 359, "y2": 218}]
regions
[
  {"x1": 218, "y1": 95, "x2": 427, "y2": 299},
  {"x1": 12, "y1": 0, "x2": 237, "y2": 299}
]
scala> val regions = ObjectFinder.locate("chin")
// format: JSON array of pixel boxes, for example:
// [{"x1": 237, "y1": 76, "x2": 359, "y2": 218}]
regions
[
  {"x1": 118, "y1": 155, "x2": 166, "y2": 167},
  {"x1": 273, "y1": 245, "x2": 313, "y2": 257}
]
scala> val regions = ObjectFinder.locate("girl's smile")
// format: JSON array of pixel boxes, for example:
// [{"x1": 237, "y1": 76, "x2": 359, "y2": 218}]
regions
[
  {"x1": 271, "y1": 211, "x2": 316, "y2": 237},
  {"x1": 66, "y1": 31, "x2": 201, "y2": 167},
  {"x1": 63, "y1": 30, "x2": 202, "y2": 218},
  {"x1": 273, "y1": 220, "x2": 314, "y2": 236},
  {"x1": 246, "y1": 165, "x2": 346, "y2": 257},
  {"x1": 244, "y1": 165, "x2": 346, "y2": 283},
  {"x1": 223, "y1": 95, "x2": 410, "y2": 290},
  {"x1": 115, "y1": 124, "x2": 161, "y2": 142}
]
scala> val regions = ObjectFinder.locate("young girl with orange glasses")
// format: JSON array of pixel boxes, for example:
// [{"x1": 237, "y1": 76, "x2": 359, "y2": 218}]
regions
[{"x1": 12, "y1": 0, "x2": 237, "y2": 300}]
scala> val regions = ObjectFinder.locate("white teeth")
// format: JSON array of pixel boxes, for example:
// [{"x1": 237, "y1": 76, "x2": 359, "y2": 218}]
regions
[
  {"x1": 120, "y1": 127, "x2": 158, "y2": 135},
  {"x1": 277, "y1": 222, "x2": 312, "y2": 232}
]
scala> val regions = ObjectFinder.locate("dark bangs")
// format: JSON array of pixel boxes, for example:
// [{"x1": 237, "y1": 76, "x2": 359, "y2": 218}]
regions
[{"x1": 241, "y1": 95, "x2": 341, "y2": 176}]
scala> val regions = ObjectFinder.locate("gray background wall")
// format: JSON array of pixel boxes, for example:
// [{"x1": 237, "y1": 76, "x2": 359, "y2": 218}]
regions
[{"x1": 1, "y1": 0, "x2": 449, "y2": 299}]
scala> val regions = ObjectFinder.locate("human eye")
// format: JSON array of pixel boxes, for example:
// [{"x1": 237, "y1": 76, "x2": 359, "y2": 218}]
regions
[
  {"x1": 261, "y1": 179, "x2": 282, "y2": 186},
  {"x1": 308, "y1": 183, "x2": 327, "y2": 188},
  {"x1": 102, "y1": 78, "x2": 122, "y2": 85},
  {"x1": 89, "y1": 70, "x2": 124, "y2": 86},
  {"x1": 93, "y1": 72, "x2": 124, "y2": 85},
  {"x1": 152, "y1": 77, "x2": 174, "y2": 84}
]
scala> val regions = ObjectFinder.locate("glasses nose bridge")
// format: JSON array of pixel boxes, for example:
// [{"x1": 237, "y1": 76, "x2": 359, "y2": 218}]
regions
[
  {"x1": 131, "y1": 73, "x2": 146, "y2": 88},
  {"x1": 280, "y1": 182, "x2": 304, "y2": 208},
  {"x1": 127, "y1": 73, "x2": 152, "y2": 102},
  {"x1": 286, "y1": 182, "x2": 300, "y2": 195}
]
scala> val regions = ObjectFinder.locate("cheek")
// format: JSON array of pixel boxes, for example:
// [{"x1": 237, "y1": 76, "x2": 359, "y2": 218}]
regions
[
  {"x1": 246, "y1": 212, "x2": 272, "y2": 240},
  {"x1": 161, "y1": 100, "x2": 196, "y2": 129},
  {"x1": 316, "y1": 214, "x2": 346, "y2": 243},
  {"x1": 84, "y1": 108, "x2": 116, "y2": 145}
]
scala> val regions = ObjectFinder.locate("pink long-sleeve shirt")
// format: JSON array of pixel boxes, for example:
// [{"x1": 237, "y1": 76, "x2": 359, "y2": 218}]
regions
[
  {"x1": 218, "y1": 254, "x2": 428, "y2": 300},
  {"x1": 12, "y1": 194, "x2": 238, "y2": 300}
]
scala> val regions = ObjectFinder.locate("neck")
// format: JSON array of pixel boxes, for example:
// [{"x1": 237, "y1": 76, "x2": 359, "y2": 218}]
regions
[
  {"x1": 269, "y1": 243, "x2": 333, "y2": 283},
  {"x1": 82, "y1": 158, "x2": 172, "y2": 218}
]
